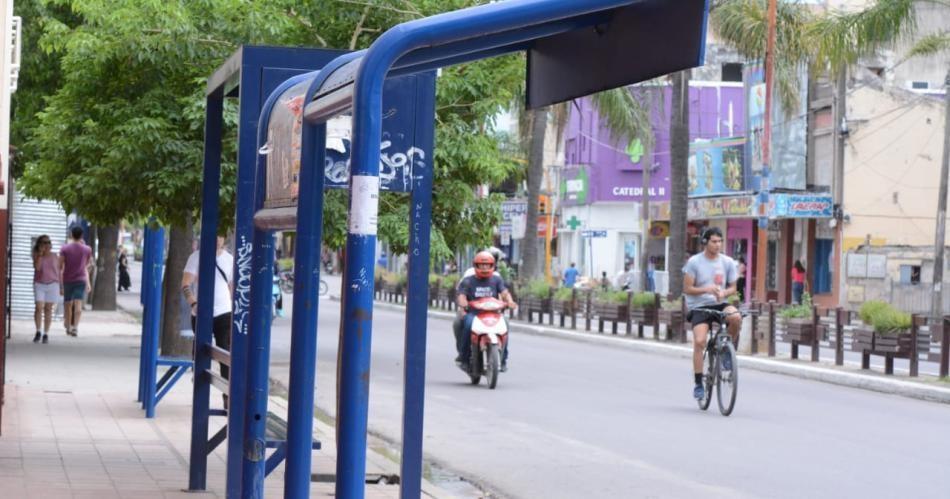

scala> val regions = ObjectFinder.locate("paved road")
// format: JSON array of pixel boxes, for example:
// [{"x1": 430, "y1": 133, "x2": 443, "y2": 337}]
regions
[{"x1": 266, "y1": 277, "x2": 950, "y2": 499}]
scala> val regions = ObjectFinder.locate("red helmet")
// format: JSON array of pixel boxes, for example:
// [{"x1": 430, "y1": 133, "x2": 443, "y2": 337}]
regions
[{"x1": 473, "y1": 251, "x2": 496, "y2": 279}]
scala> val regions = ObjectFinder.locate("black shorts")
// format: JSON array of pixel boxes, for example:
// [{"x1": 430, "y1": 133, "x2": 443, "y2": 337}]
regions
[{"x1": 687, "y1": 303, "x2": 729, "y2": 328}]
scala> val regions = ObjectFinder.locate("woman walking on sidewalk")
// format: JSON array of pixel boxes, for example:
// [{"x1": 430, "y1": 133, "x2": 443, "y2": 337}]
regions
[
  {"x1": 117, "y1": 248, "x2": 131, "y2": 292},
  {"x1": 32, "y1": 235, "x2": 60, "y2": 343}
]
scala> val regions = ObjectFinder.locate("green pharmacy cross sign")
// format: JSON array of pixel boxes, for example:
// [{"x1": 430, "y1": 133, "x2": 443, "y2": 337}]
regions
[{"x1": 566, "y1": 216, "x2": 583, "y2": 230}]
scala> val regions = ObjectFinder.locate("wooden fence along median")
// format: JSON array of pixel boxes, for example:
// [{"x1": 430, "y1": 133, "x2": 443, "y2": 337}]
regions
[{"x1": 378, "y1": 278, "x2": 950, "y2": 378}]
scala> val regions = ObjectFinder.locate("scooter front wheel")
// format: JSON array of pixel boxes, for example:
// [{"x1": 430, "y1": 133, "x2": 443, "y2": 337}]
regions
[{"x1": 486, "y1": 344, "x2": 500, "y2": 389}]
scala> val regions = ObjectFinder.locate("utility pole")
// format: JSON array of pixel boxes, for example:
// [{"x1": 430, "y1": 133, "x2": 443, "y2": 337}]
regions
[
  {"x1": 755, "y1": 0, "x2": 777, "y2": 303},
  {"x1": 833, "y1": 69, "x2": 847, "y2": 307},
  {"x1": 932, "y1": 68, "x2": 950, "y2": 319}
]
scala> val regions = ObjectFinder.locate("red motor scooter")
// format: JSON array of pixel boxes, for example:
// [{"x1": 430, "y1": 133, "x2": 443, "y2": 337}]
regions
[{"x1": 461, "y1": 297, "x2": 510, "y2": 389}]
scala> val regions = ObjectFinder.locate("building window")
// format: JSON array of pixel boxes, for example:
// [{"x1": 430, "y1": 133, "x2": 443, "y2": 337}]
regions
[
  {"x1": 911, "y1": 81, "x2": 929, "y2": 90},
  {"x1": 722, "y1": 63, "x2": 743, "y2": 82},
  {"x1": 899, "y1": 265, "x2": 921, "y2": 285},
  {"x1": 766, "y1": 240, "x2": 777, "y2": 290}
]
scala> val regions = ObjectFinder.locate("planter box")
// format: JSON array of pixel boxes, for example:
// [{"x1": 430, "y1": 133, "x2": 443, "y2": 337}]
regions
[
  {"x1": 658, "y1": 308, "x2": 685, "y2": 341},
  {"x1": 851, "y1": 326, "x2": 875, "y2": 352},
  {"x1": 873, "y1": 330, "x2": 914, "y2": 354},
  {"x1": 782, "y1": 318, "x2": 816, "y2": 343},
  {"x1": 523, "y1": 296, "x2": 553, "y2": 313},
  {"x1": 554, "y1": 299, "x2": 575, "y2": 315},
  {"x1": 594, "y1": 302, "x2": 628, "y2": 321},
  {"x1": 382, "y1": 282, "x2": 404, "y2": 299},
  {"x1": 630, "y1": 306, "x2": 657, "y2": 324}
]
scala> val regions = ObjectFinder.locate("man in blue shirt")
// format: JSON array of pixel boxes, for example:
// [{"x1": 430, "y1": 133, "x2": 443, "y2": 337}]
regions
[{"x1": 562, "y1": 262, "x2": 579, "y2": 288}]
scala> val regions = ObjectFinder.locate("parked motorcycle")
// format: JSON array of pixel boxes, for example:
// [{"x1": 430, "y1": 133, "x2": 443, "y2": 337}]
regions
[{"x1": 459, "y1": 297, "x2": 510, "y2": 389}]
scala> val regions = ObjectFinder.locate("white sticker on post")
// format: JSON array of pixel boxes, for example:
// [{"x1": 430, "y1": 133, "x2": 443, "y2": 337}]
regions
[{"x1": 349, "y1": 175, "x2": 380, "y2": 235}]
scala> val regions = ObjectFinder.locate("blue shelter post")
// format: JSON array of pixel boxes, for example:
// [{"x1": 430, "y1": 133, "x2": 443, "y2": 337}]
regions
[
  {"x1": 400, "y1": 73, "x2": 437, "y2": 498},
  {"x1": 188, "y1": 91, "x2": 223, "y2": 491},
  {"x1": 333, "y1": 1, "x2": 708, "y2": 496},
  {"x1": 278, "y1": 64, "x2": 341, "y2": 499},
  {"x1": 137, "y1": 226, "x2": 152, "y2": 403},
  {"x1": 143, "y1": 226, "x2": 165, "y2": 418}
]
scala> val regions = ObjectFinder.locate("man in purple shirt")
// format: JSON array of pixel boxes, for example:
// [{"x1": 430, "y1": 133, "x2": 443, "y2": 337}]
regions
[{"x1": 59, "y1": 226, "x2": 93, "y2": 337}]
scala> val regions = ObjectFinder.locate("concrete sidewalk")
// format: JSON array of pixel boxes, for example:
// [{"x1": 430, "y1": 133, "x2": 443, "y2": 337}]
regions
[{"x1": 1, "y1": 301, "x2": 453, "y2": 498}]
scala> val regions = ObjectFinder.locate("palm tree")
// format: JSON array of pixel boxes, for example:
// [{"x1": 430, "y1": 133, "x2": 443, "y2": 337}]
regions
[
  {"x1": 700, "y1": 0, "x2": 920, "y2": 303},
  {"x1": 518, "y1": 87, "x2": 655, "y2": 282},
  {"x1": 668, "y1": 69, "x2": 690, "y2": 298}
]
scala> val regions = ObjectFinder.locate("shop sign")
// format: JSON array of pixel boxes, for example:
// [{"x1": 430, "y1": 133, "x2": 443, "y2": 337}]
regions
[
  {"x1": 649, "y1": 222, "x2": 670, "y2": 239},
  {"x1": 688, "y1": 137, "x2": 747, "y2": 196},
  {"x1": 771, "y1": 193, "x2": 833, "y2": 218},
  {"x1": 500, "y1": 199, "x2": 528, "y2": 240},
  {"x1": 687, "y1": 195, "x2": 756, "y2": 219},
  {"x1": 537, "y1": 215, "x2": 558, "y2": 238}
]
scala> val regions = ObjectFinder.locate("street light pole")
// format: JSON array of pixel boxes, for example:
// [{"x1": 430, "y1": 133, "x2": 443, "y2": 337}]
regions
[
  {"x1": 931, "y1": 69, "x2": 950, "y2": 319},
  {"x1": 755, "y1": 0, "x2": 777, "y2": 303}
]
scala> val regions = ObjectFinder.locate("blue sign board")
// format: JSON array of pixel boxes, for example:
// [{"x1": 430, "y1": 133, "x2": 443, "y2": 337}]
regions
[
  {"x1": 581, "y1": 230, "x2": 608, "y2": 238},
  {"x1": 324, "y1": 75, "x2": 430, "y2": 192},
  {"x1": 770, "y1": 193, "x2": 834, "y2": 218},
  {"x1": 264, "y1": 73, "x2": 430, "y2": 209}
]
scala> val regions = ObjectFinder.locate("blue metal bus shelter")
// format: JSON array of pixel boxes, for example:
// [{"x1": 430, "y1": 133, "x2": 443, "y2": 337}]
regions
[{"x1": 191, "y1": 1, "x2": 708, "y2": 498}]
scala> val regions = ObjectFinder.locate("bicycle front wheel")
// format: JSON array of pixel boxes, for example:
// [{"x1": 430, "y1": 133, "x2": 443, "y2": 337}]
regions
[
  {"x1": 697, "y1": 347, "x2": 714, "y2": 411},
  {"x1": 716, "y1": 339, "x2": 738, "y2": 416},
  {"x1": 319, "y1": 279, "x2": 329, "y2": 296}
]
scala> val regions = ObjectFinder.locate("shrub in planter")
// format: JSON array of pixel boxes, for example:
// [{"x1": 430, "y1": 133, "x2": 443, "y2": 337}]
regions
[
  {"x1": 629, "y1": 291, "x2": 657, "y2": 324},
  {"x1": 631, "y1": 292, "x2": 656, "y2": 309},
  {"x1": 853, "y1": 301, "x2": 913, "y2": 353},
  {"x1": 779, "y1": 292, "x2": 815, "y2": 343},
  {"x1": 441, "y1": 274, "x2": 459, "y2": 291}
]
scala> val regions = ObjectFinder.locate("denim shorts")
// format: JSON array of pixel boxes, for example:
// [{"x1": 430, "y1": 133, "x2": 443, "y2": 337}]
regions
[{"x1": 62, "y1": 281, "x2": 86, "y2": 301}]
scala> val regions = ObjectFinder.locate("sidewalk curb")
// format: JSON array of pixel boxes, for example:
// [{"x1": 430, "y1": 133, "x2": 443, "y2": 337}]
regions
[
  {"x1": 267, "y1": 384, "x2": 457, "y2": 498},
  {"x1": 359, "y1": 297, "x2": 950, "y2": 405}
]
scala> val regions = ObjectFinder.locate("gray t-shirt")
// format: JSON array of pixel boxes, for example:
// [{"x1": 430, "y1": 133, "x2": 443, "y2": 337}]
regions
[{"x1": 682, "y1": 252, "x2": 737, "y2": 310}]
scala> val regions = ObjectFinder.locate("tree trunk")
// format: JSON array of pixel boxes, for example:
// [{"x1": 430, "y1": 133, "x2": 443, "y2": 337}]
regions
[
  {"x1": 161, "y1": 218, "x2": 194, "y2": 357},
  {"x1": 668, "y1": 70, "x2": 691, "y2": 298},
  {"x1": 639, "y1": 152, "x2": 651, "y2": 292},
  {"x1": 521, "y1": 107, "x2": 548, "y2": 281},
  {"x1": 92, "y1": 225, "x2": 118, "y2": 310}
]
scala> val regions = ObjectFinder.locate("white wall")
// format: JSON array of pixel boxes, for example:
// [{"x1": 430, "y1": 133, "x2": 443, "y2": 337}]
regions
[{"x1": 559, "y1": 202, "x2": 652, "y2": 283}]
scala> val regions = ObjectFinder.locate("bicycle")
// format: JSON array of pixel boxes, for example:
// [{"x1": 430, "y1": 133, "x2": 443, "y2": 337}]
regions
[
  {"x1": 691, "y1": 306, "x2": 745, "y2": 416},
  {"x1": 277, "y1": 269, "x2": 328, "y2": 297}
]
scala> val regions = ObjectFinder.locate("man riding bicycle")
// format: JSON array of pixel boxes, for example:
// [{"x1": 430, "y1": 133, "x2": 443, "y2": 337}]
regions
[{"x1": 683, "y1": 227, "x2": 741, "y2": 401}]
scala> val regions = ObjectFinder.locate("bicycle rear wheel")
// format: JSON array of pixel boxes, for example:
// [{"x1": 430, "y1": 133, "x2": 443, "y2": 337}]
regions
[
  {"x1": 716, "y1": 339, "x2": 738, "y2": 416},
  {"x1": 697, "y1": 347, "x2": 714, "y2": 410}
]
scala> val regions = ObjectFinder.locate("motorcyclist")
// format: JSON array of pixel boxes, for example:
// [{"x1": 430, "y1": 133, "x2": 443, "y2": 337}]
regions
[
  {"x1": 451, "y1": 248, "x2": 503, "y2": 358},
  {"x1": 455, "y1": 251, "x2": 517, "y2": 371}
]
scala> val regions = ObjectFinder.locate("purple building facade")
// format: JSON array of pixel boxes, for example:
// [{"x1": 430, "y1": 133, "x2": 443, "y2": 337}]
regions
[{"x1": 561, "y1": 83, "x2": 747, "y2": 209}]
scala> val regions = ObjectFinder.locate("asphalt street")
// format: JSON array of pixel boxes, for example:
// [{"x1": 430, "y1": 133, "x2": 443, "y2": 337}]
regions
[{"x1": 267, "y1": 277, "x2": 950, "y2": 499}]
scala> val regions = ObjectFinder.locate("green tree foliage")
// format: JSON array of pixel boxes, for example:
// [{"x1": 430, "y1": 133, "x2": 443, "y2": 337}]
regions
[{"x1": 19, "y1": 0, "x2": 523, "y2": 260}]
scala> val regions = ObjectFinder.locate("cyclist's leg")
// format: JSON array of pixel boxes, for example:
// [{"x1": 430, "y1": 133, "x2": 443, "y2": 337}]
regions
[
  {"x1": 723, "y1": 304, "x2": 741, "y2": 345},
  {"x1": 692, "y1": 322, "x2": 710, "y2": 375}
]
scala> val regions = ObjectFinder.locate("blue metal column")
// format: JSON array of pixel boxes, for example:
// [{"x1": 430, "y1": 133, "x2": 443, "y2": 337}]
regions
[
  {"x1": 238, "y1": 125, "x2": 277, "y2": 496},
  {"x1": 144, "y1": 226, "x2": 166, "y2": 418},
  {"x1": 399, "y1": 74, "x2": 437, "y2": 499},
  {"x1": 337, "y1": 49, "x2": 392, "y2": 499},
  {"x1": 188, "y1": 93, "x2": 223, "y2": 491},
  {"x1": 227, "y1": 56, "x2": 268, "y2": 499},
  {"x1": 283, "y1": 101, "x2": 329, "y2": 499},
  {"x1": 239, "y1": 221, "x2": 275, "y2": 493},
  {"x1": 137, "y1": 227, "x2": 153, "y2": 403}
]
